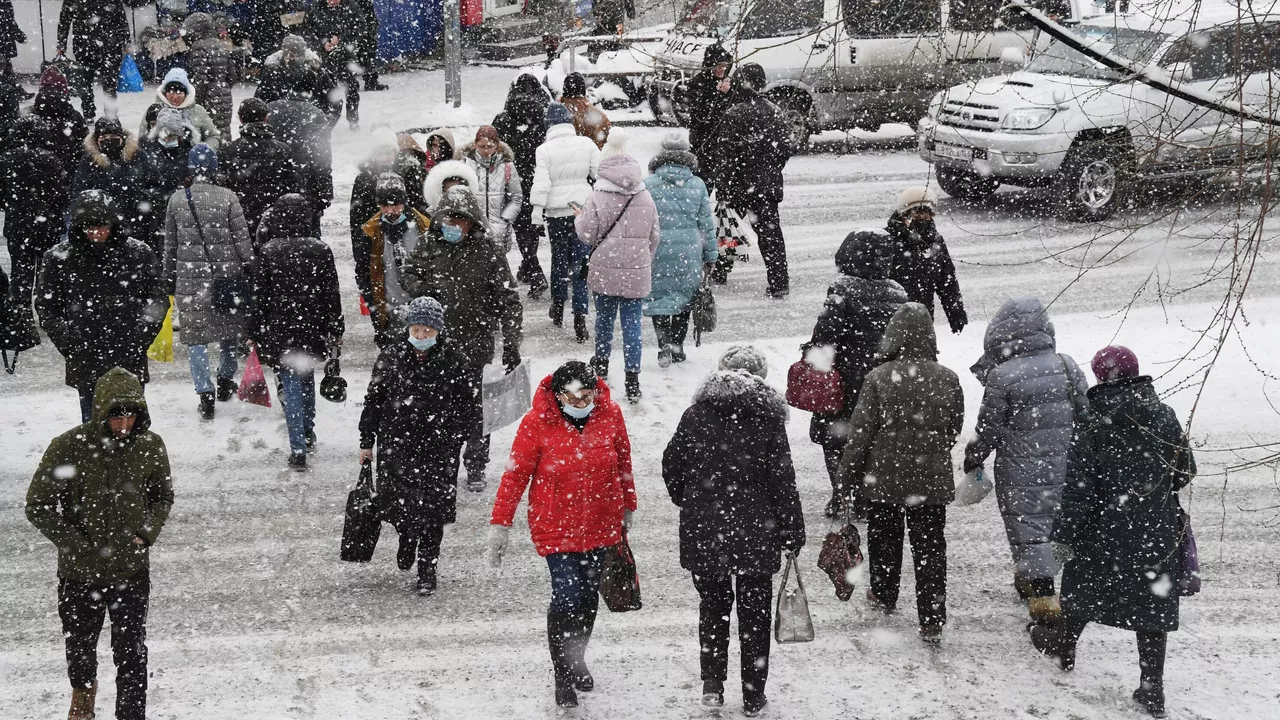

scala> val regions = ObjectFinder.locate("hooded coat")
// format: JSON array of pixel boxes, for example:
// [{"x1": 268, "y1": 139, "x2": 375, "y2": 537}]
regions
[
  {"x1": 1054, "y1": 377, "x2": 1196, "y2": 632},
  {"x1": 30, "y1": 81, "x2": 87, "y2": 173},
  {"x1": 359, "y1": 337, "x2": 478, "y2": 535},
  {"x1": 162, "y1": 180, "x2": 254, "y2": 345},
  {"x1": 220, "y1": 121, "x2": 300, "y2": 242},
  {"x1": 248, "y1": 194, "x2": 344, "y2": 367},
  {"x1": 423, "y1": 158, "x2": 481, "y2": 213},
  {"x1": 461, "y1": 141, "x2": 524, "y2": 239},
  {"x1": 0, "y1": 116, "x2": 69, "y2": 257},
  {"x1": 266, "y1": 94, "x2": 334, "y2": 208},
  {"x1": 73, "y1": 131, "x2": 148, "y2": 236},
  {"x1": 641, "y1": 151, "x2": 717, "y2": 316},
  {"x1": 709, "y1": 87, "x2": 791, "y2": 212},
  {"x1": 806, "y1": 231, "x2": 910, "y2": 445},
  {"x1": 491, "y1": 375, "x2": 637, "y2": 557},
  {"x1": 35, "y1": 200, "x2": 168, "y2": 389},
  {"x1": 256, "y1": 48, "x2": 342, "y2": 120},
  {"x1": 574, "y1": 154, "x2": 660, "y2": 299},
  {"x1": 142, "y1": 68, "x2": 221, "y2": 150},
  {"x1": 886, "y1": 212, "x2": 966, "y2": 330},
  {"x1": 182, "y1": 12, "x2": 241, "y2": 136},
  {"x1": 839, "y1": 303, "x2": 965, "y2": 505},
  {"x1": 492, "y1": 73, "x2": 549, "y2": 199},
  {"x1": 529, "y1": 122, "x2": 601, "y2": 216},
  {"x1": 965, "y1": 296, "x2": 1090, "y2": 582},
  {"x1": 663, "y1": 370, "x2": 805, "y2": 576},
  {"x1": 400, "y1": 187, "x2": 522, "y2": 367},
  {"x1": 26, "y1": 367, "x2": 174, "y2": 584}
]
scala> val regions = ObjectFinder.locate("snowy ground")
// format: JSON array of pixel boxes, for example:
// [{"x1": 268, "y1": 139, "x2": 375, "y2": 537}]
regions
[{"x1": 2, "y1": 67, "x2": 1278, "y2": 719}]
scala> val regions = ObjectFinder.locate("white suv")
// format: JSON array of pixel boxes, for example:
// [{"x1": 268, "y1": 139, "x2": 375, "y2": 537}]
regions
[{"x1": 918, "y1": 3, "x2": 1280, "y2": 220}]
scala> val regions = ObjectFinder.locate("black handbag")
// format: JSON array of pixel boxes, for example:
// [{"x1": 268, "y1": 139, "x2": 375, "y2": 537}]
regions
[
  {"x1": 186, "y1": 188, "x2": 251, "y2": 312},
  {"x1": 691, "y1": 277, "x2": 716, "y2": 347},
  {"x1": 598, "y1": 530, "x2": 642, "y2": 612},
  {"x1": 319, "y1": 358, "x2": 347, "y2": 403},
  {"x1": 340, "y1": 461, "x2": 382, "y2": 563}
]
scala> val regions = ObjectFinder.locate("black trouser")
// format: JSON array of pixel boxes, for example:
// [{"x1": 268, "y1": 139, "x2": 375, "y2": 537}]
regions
[
  {"x1": 691, "y1": 572, "x2": 772, "y2": 697},
  {"x1": 513, "y1": 204, "x2": 546, "y2": 284},
  {"x1": 651, "y1": 312, "x2": 690, "y2": 348},
  {"x1": 72, "y1": 42, "x2": 124, "y2": 119},
  {"x1": 58, "y1": 569, "x2": 150, "y2": 720},
  {"x1": 6, "y1": 232, "x2": 59, "y2": 311},
  {"x1": 753, "y1": 202, "x2": 788, "y2": 294},
  {"x1": 322, "y1": 50, "x2": 360, "y2": 125},
  {"x1": 462, "y1": 363, "x2": 489, "y2": 478},
  {"x1": 818, "y1": 436, "x2": 868, "y2": 517},
  {"x1": 1057, "y1": 614, "x2": 1166, "y2": 686},
  {"x1": 867, "y1": 501, "x2": 947, "y2": 627},
  {"x1": 417, "y1": 524, "x2": 443, "y2": 577}
]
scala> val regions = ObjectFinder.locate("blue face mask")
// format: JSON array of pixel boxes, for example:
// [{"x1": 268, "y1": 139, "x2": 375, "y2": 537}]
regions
[
  {"x1": 383, "y1": 211, "x2": 406, "y2": 225},
  {"x1": 440, "y1": 224, "x2": 464, "y2": 243},
  {"x1": 159, "y1": 137, "x2": 180, "y2": 149},
  {"x1": 407, "y1": 335, "x2": 436, "y2": 351},
  {"x1": 561, "y1": 401, "x2": 594, "y2": 419}
]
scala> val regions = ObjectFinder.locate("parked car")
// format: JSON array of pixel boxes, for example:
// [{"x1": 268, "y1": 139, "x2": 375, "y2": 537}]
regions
[{"x1": 918, "y1": 1, "x2": 1280, "y2": 220}]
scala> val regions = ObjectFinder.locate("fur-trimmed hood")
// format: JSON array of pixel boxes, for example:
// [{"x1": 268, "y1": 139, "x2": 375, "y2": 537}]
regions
[
  {"x1": 84, "y1": 131, "x2": 140, "y2": 167},
  {"x1": 648, "y1": 148, "x2": 698, "y2": 173},
  {"x1": 155, "y1": 68, "x2": 197, "y2": 109},
  {"x1": 460, "y1": 140, "x2": 516, "y2": 166},
  {"x1": 424, "y1": 159, "x2": 481, "y2": 210},
  {"x1": 692, "y1": 370, "x2": 789, "y2": 421}
]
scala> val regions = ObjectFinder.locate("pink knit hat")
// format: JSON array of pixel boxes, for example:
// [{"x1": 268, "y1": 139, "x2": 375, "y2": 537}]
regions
[{"x1": 1091, "y1": 345, "x2": 1140, "y2": 382}]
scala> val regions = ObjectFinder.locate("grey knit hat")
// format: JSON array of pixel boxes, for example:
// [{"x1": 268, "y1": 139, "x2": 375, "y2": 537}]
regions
[
  {"x1": 718, "y1": 345, "x2": 768, "y2": 378},
  {"x1": 405, "y1": 296, "x2": 445, "y2": 331}
]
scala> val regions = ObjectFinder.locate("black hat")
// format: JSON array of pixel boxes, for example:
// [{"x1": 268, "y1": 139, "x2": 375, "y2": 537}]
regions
[
  {"x1": 737, "y1": 63, "x2": 767, "y2": 92},
  {"x1": 375, "y1": 173, "x2": 408, "y2": 206},
  {"x1": 702, "y1": 43, "x2": 732, "y2": 68},
  {"x1": 551, "y1": 361, "x2": 597, "y2": 394},
  {"x1": 238, "y1": 97, "x2": 269, "y2": 124},
  {"x1": 69, "y1": 190, "x2": 116, "y2": 230},
  {"x1": 561, "y1": 72, "x2": 587, "y2": 99},
  {"x1": 94, "y1": 117, "x2": 124, "y2": 139}
]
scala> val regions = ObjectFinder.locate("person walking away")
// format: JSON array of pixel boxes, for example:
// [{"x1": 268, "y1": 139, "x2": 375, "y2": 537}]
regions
[
  {"x1": 461, "y1": 125, "x2": 524, "y2": 255},
  {"x1": 26, "y1": 366, "x2": 174, "y2": 720},
  {"x1": 0, "y1": 115, "x2": 68, "y2": 352},
  {"x1": 559, "y1": 71, "x2": 611, "y2": 148},
  {"x1": 423, "y1": 152, "x2": 479, "y2": 214},
  {"x1": 359, "y1": 296, "x2": 477, "y2": 594},
  {"x1": 0, "y1": 0, "x2": 26, "y2": 82},
  {"x1": 641, "y1": 132, "x2": 716, "y2": 367},
  {"x1": 55, "y1": 0, "x2": 129, "y2": 120},
  {"x1": 806, "y1": 230, "x2": 908, "y2": 518},
  {"x1": 301, "y1": 0, "x2": 362, "y2": 128},
  {"x1": 662, "y1": 346, "x2": 803, "y2": 715},
  {"x1": 686, "y1": 43, "x2": 735, "y2": 181},
  {"x1": 137, "y1": 108, "x2": 201, "y2": 255},
  {"x1": 839, "y1": 302, "x2": 965, "y2": 643},
  {"x1": 249, "y1": 194, "x2": 344, "y2": 469},
  {"x1": 886, "y1": 187, "x2": 967, "y2": 334},
  {"x1": 359, "y1": 173, "x2": 430, "y2": 348},
  {"x1": 488, "y1": 360, "x2": 637, "y2": 708},
  {"x1": 255, "y1": 33, "x2": 342, "y2": 120},
  {"x1": 1029, "y1": 346, "x2": 1195, "y2": 718},
  {"x1": 183, "y1": 12, "x2": 242, "y2": 138},
  {"x1": 36, "y1": 191, "x2": 169, "y2": 422},
  {"x1": 352, "y1": 0, "x2": 385, "y2": 90},
  {"x1": 402, "y1": 186, "x2": 523, "y2": 491},
  {"x1": 29, "y1": 66, "x2": 88, "y2": 174},
  {"x1": 73, "y1": 117, "x2": 150, "y2": 240},
  {"x1": 575, "y1": 131, "x2": 658, "y2": 402},
  {"x1": 162, "y1": 143, "x2": 254, "y2": 419},
  {"x1": 963, "y1": 296, "x2": 1090, "y2": 625},
  {"x1": 142, "y1": 68, "x2": 222, "y2": 150},
  {"x1": 707, "y1": 63, "x2": 792, "y2": 297},
  {"x1": 265, "y1": 68, "x2": 335, "y2": 235},
  {"x1": 530, "y1": 102, "x2": 601, "y2": 340},
  {"x1": 494, "y1": 72, "x2": 551, "y2": 296},
  {"x1": 220, "y1": 97, "x2": 300, "y2": 242}
]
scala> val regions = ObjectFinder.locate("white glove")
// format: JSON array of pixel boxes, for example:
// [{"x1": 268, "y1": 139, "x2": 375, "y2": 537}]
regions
[
  {"x1": 530, "y1": 206, "x2": 545, "y2": 226},
  {"x1": 487, "y1": 524, "x2": 510, "y2": 568},
  {"x1": 1051, "y1": 542, "x2": 1075, "y2": 566},
  {"x1": 622, "y1": 509, "x2": 634, "y2": 529}
]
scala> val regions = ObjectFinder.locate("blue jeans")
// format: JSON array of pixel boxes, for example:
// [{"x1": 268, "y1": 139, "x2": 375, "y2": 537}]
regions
[
  {"x1": 594, "y1": 294, "x2": 643, "y2": 373},
  {"x1": 188, "y1": 341, "x2": 237, "y2": 395},
  {"x1": 546, "y1": 549, "x2": 605, "y2": 615},
  {"x1": 279, "y1": 366, "x2": 316, "y2": 454},
  {"x1": 547, "y1": 216, "x2": 590, "y2": 315}
]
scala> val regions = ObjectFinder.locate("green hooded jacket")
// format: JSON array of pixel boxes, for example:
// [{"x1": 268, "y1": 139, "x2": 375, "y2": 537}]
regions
[
  {"x1": 26, "y1": 367, "x2": 174, "y2": 584},
  {"x1": 839, "y1": 303, "x2": 965, "y2": 505}
]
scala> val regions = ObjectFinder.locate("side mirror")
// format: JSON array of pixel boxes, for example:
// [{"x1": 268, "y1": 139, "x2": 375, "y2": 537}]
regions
[{"x1": 1000, "y1": 46, "x2": 1026, "y2": 67}]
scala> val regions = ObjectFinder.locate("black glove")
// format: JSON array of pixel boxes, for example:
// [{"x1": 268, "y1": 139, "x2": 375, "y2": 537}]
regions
[
  {"x1": 949, "y1": 309, "x2": 968, "y2": 335},
  {"x1": 963, "y1": 454, "x2": 983, "y2": 475},
  {"x1": 325, "y1": 358, "x2": 341, "y2": 377},
  {"x1": 502, "y1": 346, "x2": 521, "y2": 373},
  {"x1": 782, "y1": 534, "x2": 803, "y2": 555}
]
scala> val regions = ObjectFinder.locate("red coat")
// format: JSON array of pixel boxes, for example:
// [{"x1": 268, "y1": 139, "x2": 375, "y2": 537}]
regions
[{"x1": 491, "y1": 375, "x2": 637, "y2": 556}]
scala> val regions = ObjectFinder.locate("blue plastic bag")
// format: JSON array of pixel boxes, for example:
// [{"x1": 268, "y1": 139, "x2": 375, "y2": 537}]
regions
[{"x1": 117, "y1": 54, "x2": 144, "y2": 93}]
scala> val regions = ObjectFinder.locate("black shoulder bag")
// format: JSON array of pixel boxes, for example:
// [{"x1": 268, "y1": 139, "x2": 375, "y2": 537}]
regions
[{"x1": 186, "y1": 187, "x2": 251, "y2": 312}]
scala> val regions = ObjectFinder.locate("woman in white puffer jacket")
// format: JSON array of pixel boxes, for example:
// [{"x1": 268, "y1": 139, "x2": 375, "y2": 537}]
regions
[{"x1": 529, "y1": 103, "x2": 601, "y2": 342}]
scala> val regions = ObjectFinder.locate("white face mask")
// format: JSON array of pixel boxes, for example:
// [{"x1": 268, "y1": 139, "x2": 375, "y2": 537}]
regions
[{"x1": 560, "y1": 400, "x2": 594, "y2": 419}]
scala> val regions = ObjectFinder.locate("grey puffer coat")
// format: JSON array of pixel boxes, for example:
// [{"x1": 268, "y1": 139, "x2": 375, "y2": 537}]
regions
[
  {"x1": 964, "y1": 296, "x2": 1090, "y2": 582},
  {"x1": 182, "y1": 12, "x2": 240, "y2": 136},
  {"x1": 162, "y1": 181, "x2": 254, "y2": 345}
]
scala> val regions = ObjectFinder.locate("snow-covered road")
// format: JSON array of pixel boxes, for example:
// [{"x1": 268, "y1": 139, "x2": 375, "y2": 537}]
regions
[{"x1": 2, "y1": 66, "x2": 1277, "y2": 719}]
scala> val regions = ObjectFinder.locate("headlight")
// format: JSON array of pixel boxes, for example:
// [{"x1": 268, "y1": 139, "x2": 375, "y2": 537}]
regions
[
  {"x1": 1001, "y1": 107, "x2": 1056, "y2": 131},
  {"x1": 927, "y1": 92, "x2": 944, "y2": 119}
]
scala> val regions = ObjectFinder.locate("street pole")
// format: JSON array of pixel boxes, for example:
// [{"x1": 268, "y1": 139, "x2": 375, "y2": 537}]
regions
[{"x1": 444, "y1": 0, "x2": 462, "y2": 108}]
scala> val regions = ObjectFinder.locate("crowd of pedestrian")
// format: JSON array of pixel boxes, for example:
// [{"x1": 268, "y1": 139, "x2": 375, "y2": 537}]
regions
[{"x1": 1, "y1": 36, "x2": 1197, "y2": 720}]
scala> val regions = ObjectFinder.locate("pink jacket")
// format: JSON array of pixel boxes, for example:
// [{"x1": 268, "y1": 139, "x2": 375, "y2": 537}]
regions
[{"x1": 575, "y1": 155, "x2": 660, "y2": 299}]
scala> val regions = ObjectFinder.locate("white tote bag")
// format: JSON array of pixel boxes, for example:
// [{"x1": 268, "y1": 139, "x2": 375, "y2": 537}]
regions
[
  {"x1": 774, "y1": 551, "x2": 815, "y2": 643},
  {"x1": 954, "y1": 466, "x2": 993, "y2": 506},
  {"x1": 481, "y1": 360, "x2": 532, "y2": 435}
]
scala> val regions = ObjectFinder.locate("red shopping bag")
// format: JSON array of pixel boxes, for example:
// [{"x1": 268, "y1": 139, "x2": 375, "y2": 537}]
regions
[
  {"x1": 358, "y1": 295, "x2": 370, "y2": 316},
  {"x1": 237, "y1": 348, "x2": 273, "y2": 407}
]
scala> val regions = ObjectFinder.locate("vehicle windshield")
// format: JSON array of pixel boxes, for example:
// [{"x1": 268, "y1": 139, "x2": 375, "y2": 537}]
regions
[
  {"x1": 1027, "y1": 26, "x2": 1168, "y2": 80},
  {"x1": 679, "y1": 0, "x2": 823, "y2": 38},
  {"x1": 679, "y1": 0, "x2": 743, "y2": 34}
]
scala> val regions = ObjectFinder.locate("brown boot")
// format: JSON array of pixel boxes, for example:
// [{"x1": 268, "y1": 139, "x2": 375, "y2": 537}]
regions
[
  {"x1": 69, "y1": 684, "x2": 96, "y2": 719},
  {"x1": 1028, "y1": 595, "x2": 1063, "y2": 625}
]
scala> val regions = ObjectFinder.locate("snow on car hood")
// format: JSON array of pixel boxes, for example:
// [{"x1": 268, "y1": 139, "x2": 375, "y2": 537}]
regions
[{"x1": 947, "y1": 71, "x2": 1111, "y2": 113}]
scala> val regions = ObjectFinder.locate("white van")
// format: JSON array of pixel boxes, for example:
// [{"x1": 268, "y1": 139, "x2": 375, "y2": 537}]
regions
[
  {"x1": 918, "y1": 2, "x2": 1280, "y2": 219},
  {"x1": 645, "y1": 0, "x2": 1029, "y2": 146}
]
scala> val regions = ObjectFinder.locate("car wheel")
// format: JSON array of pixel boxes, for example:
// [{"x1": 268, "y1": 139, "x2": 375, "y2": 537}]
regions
[
  {"x1": 768, "y1": 92, "x2": 813, "y2": 153},
  {"x1": 935, "y1": 166, "x2": 998, "y2": 202},
  {"x1": 1054, "y1": 140, "x2": 1129, "y2": 221}
]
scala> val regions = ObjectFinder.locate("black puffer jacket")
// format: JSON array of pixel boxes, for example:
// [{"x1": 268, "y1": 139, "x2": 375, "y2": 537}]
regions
[
  {"x1": 34, "y1": 193, "x2": 168, "y2": 389},
  {"x1": 31, "y1": 91, "x2": 87, "y2": 173},
  {"x1": 0, "y1": 116, "x2": 69, "y2": 252},
  {"x1": 708, "y1": 88, "x2": 791, "y2": 211},
  {"x1": 72, "y1": 132, "x2": 148, "y2": 237},
  {"x1": 686, "y1": 44, "x2": 736, "y2": 171},
  {"x1": 663, "y1": 369, "x2": 805, "y2": 576},
  {"x1": 358, "y1": 338, "x2": 479, "y2": 535},
  {"x1": 492, "y1": 73, "x2": 549, "y2": 201},
  {"x1": 806, "y1": 231, "x2": 909, "y2": 444},
  {"x1": 248, "y1": 194, "x2": 344, "y2": 367},
  {"x1": 220, "y1": 121, "x2": 300, "y2": 241},
  {"x1": 1054, "y1": 377, "x2": 1196, "y2": 632},
  {"x1": 266, "y1": 96, "x2": 334, "y2": 207},
  {"x1": 136, "y1": 135, "x2": 196, "y2": 252},
  {"x1": 886, "y1": 212, "x2": 967, "y2": 332}
]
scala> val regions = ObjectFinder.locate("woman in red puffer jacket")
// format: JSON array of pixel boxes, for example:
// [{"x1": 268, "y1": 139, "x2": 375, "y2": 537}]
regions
[{"x1": 488, "y1": 360, "x2": 637, "y2": 709}]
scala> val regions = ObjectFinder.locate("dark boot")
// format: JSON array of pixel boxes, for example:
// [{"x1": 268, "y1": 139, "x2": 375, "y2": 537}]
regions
[
  {"x1": 1133, "y1": 681, "x2": 1166, "y2": 718},
  {"x1": 364, "y1": 75, "x2": 389, "y2": 91},
  {"x1": 570, "y1": 600, "x2": 598, "y2": 691},
  {"x1": 574, "y1": 313, "x2": 590, "y2": 344},
  {"x1": 1135, "y1": 631, "x2": 1167, "y2": 717},
  {"x1": 416, "y1": 563, "x2": 437, "y2": 597},
  {"x1": 625, "y1": 371, "x2": 641, "y2": 403},
  {"x1": 547, "y1": 611, "x2": 578, "y2": 708},
  {"x1": 701, "y1": 679, "x2": 724, "y2": 708},
  {"x1": 1028, "y1": 622, "x2": 1076, "y2": 671},
  {"x1": 671, "y1": 343, "x2": 687, "y2": 363},
  {"x1": 287, "y1": 451, "x2": 307, "y2": 471},
  {"x1": 397, "y1": 536, "x2": 418, "y2": 571},
  {"x1": 198, "y1": 392, "x2": 215, "y2": 419},
  {"x1": 589, "y1": 355, "x2": 609, "y2": 381},
  {"x1": 743, "y1": 690, "x2": 768, "y2": 717},
  {"x1": 69, "y1": 684, "x2": 96, "y2": 720},
  {"x1": 216, "y1": 376, "x2": 238, "y2": 401},
  {"x1": 549, "y1": 299, "x2": 564, "y2": 327},
  {"x1": 527, "y1": 271, "x2": 548, "y2": 300}
]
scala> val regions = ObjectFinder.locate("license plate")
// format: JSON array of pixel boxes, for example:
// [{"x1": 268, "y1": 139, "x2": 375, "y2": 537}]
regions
[{"x1": 935, "y1": 144, "x2": 974, "y2": 162}]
